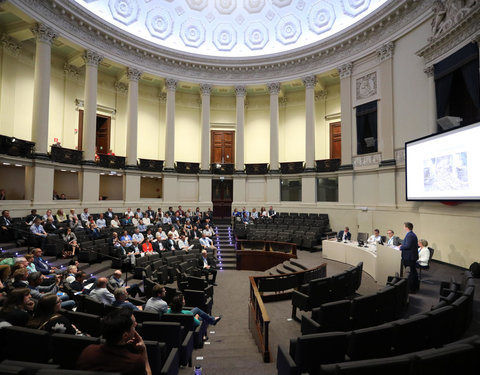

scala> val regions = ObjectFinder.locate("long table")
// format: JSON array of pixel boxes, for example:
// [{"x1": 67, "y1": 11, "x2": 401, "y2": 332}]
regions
[{"x1": 322, "y1": 240, "x2": 402, "y2": 286}]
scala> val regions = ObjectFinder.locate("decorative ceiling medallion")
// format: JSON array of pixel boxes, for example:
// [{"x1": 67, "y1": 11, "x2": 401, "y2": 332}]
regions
[
  {"x1": 145, "y1": 8, "x2": 173, "y2": 40},
  {"x1": 108, "y1": 0, "x2": 139, "y2": 26},
  {"x1": 181, "y1": 18, "x2": 206, "y2": 48}
]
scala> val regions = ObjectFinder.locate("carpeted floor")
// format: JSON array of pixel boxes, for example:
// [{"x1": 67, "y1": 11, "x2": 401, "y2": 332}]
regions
[{"x1": 179, "y1": 249, "x2": 480, "y2": 375}]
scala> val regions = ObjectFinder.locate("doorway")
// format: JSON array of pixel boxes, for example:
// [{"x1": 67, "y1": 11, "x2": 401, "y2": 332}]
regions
[
  {"x1": 330, "y1": 122, "x2": 341, "y2": 159},
  {"x1": 78, "y1": 110, "x2": 111, "y2": 154},
  {"x1": 211, "y1": 130, "x2": 235, "y2": 164},
  {"x1": 212, "y1": 179, "x2": 233, "y2": 219}
]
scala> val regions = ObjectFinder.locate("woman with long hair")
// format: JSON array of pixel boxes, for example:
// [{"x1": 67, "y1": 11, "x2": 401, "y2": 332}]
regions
[
  {"x1": 0, "y1": 288, "x2": 35, "y2": 326},
  {"x1": 26, "y1": 294, "x2": 78, "y2": 334},
  {"x1": 62, "y1": 227, "x2": 79, "y2": 258}
]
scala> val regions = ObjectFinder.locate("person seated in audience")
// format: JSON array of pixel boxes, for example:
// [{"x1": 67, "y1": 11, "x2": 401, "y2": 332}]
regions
[
  {"x1": 24, "y1": 254, "x2": 37, "y2": 273},
  {"x1": 185, "y1": 208, "x2": 192, "y2": 220},
  {"x1": 183, "y1": 218, "x2": 192, "y2": 233},
  {"x1": 260, "y1": 207, "x2": 268, "y2": 217},
  {"x1": 142, "y1": 238, "x2": 154, "y2": 253},
  {"x1": 152, "y1": 233, "x2": 164, "y2": 252},
  {"x1": 77, "y1": 308, "x2": 152, "y2": 375},
  {"x1": 132, "y1": 213, "x2": 140, "y2": 227},
  {"x1": 0, "y1": 209, "x2": 16, "y2": 243},
  {"x1": 122, "y1": 214, "x2": 133, "y2": 226},
  {"x1": 250, "y1": 208, "x2": 259, "y2": 221},
  {"x1": 199, "y1": 233, "x2": 217, "y2": 255},
  {"x1": 156, "y1": 227, "x2": 167, "y2": 241},
  {"x1": 69, "y1": 215, "x2": 83, "y2": 230},
  {"x1": 165, "y1": 233, "x2": 176, "y2": 251},
  {"x1": 69, "y1": 271, "x2": 90, "y2": 293},
  {"x1": 144, "y1": 206, "x2": 155, "y2": 222},
  {"x1": 168, "y1": 226, "x2": 179, "y2": 242},
  {"x1": 202, "y1": 224, "x2": 214, "y2": 238},
  {"x1": 32, "y1": 248, "x2": 58, "y2": 275},
  {"x1": 110, "y1": 215, "x2": 121, "y2": 228},
  {"x1": 108, "y1": 269, "x2": 142, "y2": 298},
  {"x1": 242, "y1": 212, "x2": 250, "y2": 224},
  {"x1": 386, "y1": 229, "x2": 401, "y2": 247},
  {"x1": 189, "y1": 225, "x2": 202, "y2": 240},
  {"x1": 27, "y1": 294, "x2": 79, "y2": 334},
  {"x1": 368, "y1": 229, "x2": 382, "y2": 244},
  {"x1": 27, "y1": 271, "x2": 75, "y2": 310},
  {"x1": 135, "y1": 208, "x2": 144, "y2": 219},
  {"x1": 205, "y1": 208, "x2": 214, "y2": 223},
  {"x1": 138, "y1": 219, "x2": 147, "y2": 232},
  {"x1": 43, "y1": 209, "x2": 55, "y2": 224},
  {"x1": 125, "y1": 207, "x2": 134, "y2": 218},
  {"x1": 417, "y1": 239, "x2": 431, "y2": 267},
  {"x1": 86, "y1": 222, "x2": 100, "y2": 240},
  {"x1": 59, "y1": 193, "x2": 66, "y2": 200},
  {"x1": 197, "y1": 249, "x2": 217, "y2": 285},
  {"x1": 55, "y1": 209, "x2": 68, "y2": 223},
  {"x1": 168, "y1": 293, "x2": 221, "y2": 328},
  {"x1": 162, "y1": 212, "x2": 172, "y2": 226},
  {"x1": 155, "y1": 208, "x2": 164, "y2": 223},
  {"x1": 30, "y1": 218, "x2": 48, "y2": 249},
  {"x1": 144, "y1": 284, "x2": 168, "y2": 315},
  {"x1": 44, "y1": 217, "x2": 59, "y2": 234},
  {"x1": 64, "y1": 265, "x2": 78, "y2": 284},
  {"x1": 112, "y1": 287, "x2": 141, "y2": 310},
  {"x1": 121, "y1": 230, "x2": 133, "y2": 248},
  {"x1": 96, "y1": 213, "x2": 107, "y2": 229},
  {"x1": 172, "y1": 214, "x2": 182, "y2": 230},
  {"x1": 90, "y1": 277, "x2": 115, "y2": 305},
  {"x1": 25, "y1": 209, "x2": 40, "y2": 226},
  {"x1": 193, "y1": 208, "x2": 202, "y2": 223},
  {"x1": 80, "y1": 208, "x2": 89, "y2": 225},
  {"x1": 145, "y1": 229, "x2": 154, "y2": 242},
  {"x1": 68, "y1": 208, "x2": 79, "y2": 222},
  {"x1": 12, "y1": 267, "x2": 29, "y2": 288},
  {"x1": 337, "y1": 226, "x2": 351, "y2": 241},
  {"x1": 104, "y1": 207, "x2": 114, "y2": 222},
  {"x1": 178, "y1": 234, "x2": 193, "y2": 252},
  {"x1": 132, "y1": 228, "x2": 144, "y2": 244},
  {"x1": 241, "y1": 207, "x2": 250, "y2": 219},
  {"x1": 268, "y1": 206, "x2": 276, "y2": 218},
  {"x1": 0, "y1": 288, "x2": 35, "y2": 326},
  {"x1": 130, "y1": 240, "x2": 142, "y2": 257},
  {"x1": 176, "y1": 205, "x2": 185, "y2": 218}
]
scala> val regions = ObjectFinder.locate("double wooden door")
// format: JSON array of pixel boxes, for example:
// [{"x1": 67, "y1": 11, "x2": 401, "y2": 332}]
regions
[
  {"x1": 212, "y1": 179, "x2": 233, "y2": 219},
  {"x1": 211, "y1": 131, "x2": 234, "y2": 164}
]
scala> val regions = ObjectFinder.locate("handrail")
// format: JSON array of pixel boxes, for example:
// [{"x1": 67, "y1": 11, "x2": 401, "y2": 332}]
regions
[{"x1": 248, "y1": 263, "x2": 327, "y2": 363}]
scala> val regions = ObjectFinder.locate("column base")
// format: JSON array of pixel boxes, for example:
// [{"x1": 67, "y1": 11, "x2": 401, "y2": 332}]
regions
[
  {"x1": 125, "y1": 164, "x2": 139, "y2": 170},
  {"x1": 234, "y1": 170, "x2": 246, "y2": 174},
  {"x1": 199, "y1": 169, "x2": 211, "y2": 174},
  {"x1": 269, "y1": 169, "x2": 280, "y2": 174},
  {"x1": 304, "y1": 167, "x2": 316, "y2": 172},
  {"x1": 163, "y1": 167, "x2": 175, "y2": 173},
  {"x1": 379, "y1": 159, "x2": 396, "y2": 167},
  {"x1": 33, "y1": 152, "x2": 49, "y2": 160},
  {"x1": 338, "y1": 164, "x2": 354, "y2": 171},
  {"x1": 81, "y1": 160, "x2": 97, "y2": 166}
]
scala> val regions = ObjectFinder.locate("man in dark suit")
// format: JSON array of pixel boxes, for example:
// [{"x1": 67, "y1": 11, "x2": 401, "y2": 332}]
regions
[
  {"x1": 197, "y1": 249, "x2": 217, "y2": 285},
  {"x1": 0, "y1": 209, "x2": 16, "y2": 242},
  {"x1": 399, "y1": 222, "x2": 419, "y2": 292},
  {"x1": 337, "y1": 226, "x2": 351, "y2": 241}
]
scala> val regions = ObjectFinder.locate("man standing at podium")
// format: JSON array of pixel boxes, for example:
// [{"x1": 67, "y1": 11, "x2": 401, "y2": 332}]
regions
[{"x1": 400, "y1": 222, "x2": 419, "y2": 292}]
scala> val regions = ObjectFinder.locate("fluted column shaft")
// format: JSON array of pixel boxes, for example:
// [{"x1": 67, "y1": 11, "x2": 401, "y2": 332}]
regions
[
  {"x1": 303, "y1": 76, "x2": 317, "y2": 170},
  {"x1": 200, "y1": 84, "x2": 212, "y2": 171},
  {"x1": 126, "y1": 68, "x2": 141, "y2": 167},
  {"x1": 268, "y1": 83, "x2": 280, "y2": 172},
  {"x1": 337, "y1": 63, "x2": 353, "y2": 167},
  {"x1": 235, "y1": 86, "x2": 246, "y2": 172},
  {"x1": 82, "y1": 50, "x2": 103, "y2": 162},
  {"x1": 165, "y1": 79, "x2": 177, "y2": 170},
  {"x1": 31, "y1": 24, "x2": 57, "y2": 156}
]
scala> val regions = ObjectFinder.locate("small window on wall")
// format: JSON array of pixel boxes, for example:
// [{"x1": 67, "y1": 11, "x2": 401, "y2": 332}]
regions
[
  {"x1": 0, "y1": 164, "x2": 26, "y2": 199},
  {"x1": 99, "y1": 173, "x2": 123, "y2": 200},
  {"x1": 140, "y1": 176, "x2": 163, "y2": 199},
  {"x1": 54, "y1": 170, "x2": 79, "y2": 200},
  {"x1": 356, "y1": 101, "x2": 377, "y2": 155},
  {"x1": 280, "y1": 178, "x2": 302, "y2": 202},
  {"x1": 316, "y1": 177, "x2": 338, "y2": 202}
]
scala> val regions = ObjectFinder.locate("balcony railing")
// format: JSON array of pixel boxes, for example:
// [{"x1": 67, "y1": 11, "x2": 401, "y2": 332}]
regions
[
  {"x1": 175, "y1": 162, "x2": 199, "y2": 174},
  {"x1": 138, "y1": 158, "x2": 164, "y2": 172},
  {"x1": 316, "y1": 158, "x2": 341, "y2": 172},
  {"x1": 0, "y1": 135, "x2": 35, "y2": 159},
  {"x1": 210, "y1": 163, "x2": 234, "y2": 174},
  {"x1": 97, "y1": 154, "x2": 125, "y2": 169},
  {"x1": 245, "y1": 163, "x2": 269, "y2": 175},
  {"x1": 280, "y1": 161, "x2": 304, "y2": 174},
  {"x1": 50, "y1": 145, "x2": 83, "y2": 165}
]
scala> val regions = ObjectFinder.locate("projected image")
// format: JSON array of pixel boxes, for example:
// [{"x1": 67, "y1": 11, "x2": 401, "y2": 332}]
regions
[{"x1": 423, "y1": 152, "x2": 468, "y2": 192}]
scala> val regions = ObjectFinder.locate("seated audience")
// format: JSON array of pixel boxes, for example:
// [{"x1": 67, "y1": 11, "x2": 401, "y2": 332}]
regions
[
  {"x1": 32, "y1": 248, "x2": 58, "y2": 275},
  {"x1": 62, "y1": 227, "x2": 79, "y2": 258},
  {"x1": 250, "y1": 208, "x2": 259, "y2": 220},
  {"x1": 178, "y1": 235, "x2": 193, "y2": 252},
  {"x1": 86, "y1": 222, "x2": 100, "y2": 240},
  {"x1": 199, "y1": 233, "x2": 217, "y2": 254},
  {"x1": 0, "y1": 288, "x2": 35, "y2": 326},
  {"x1": 77, "y1": 308, "x2": 152, "y2": 375},
  {"x1": 69, "y1": 215, "x2": 83, "y2": 230},
  {"x1": 168, "y1": 293, "x2": 221, "y2": 327},
  {"x1": 90, "y1": 277, "x2": 115, "y2": 305},
  {"x1": 110, "y1": 215, "x2": 121, "y2": 228},
  {"x1": 27, "y1": 294, "x2": 78, "y2": 334},
  {"x1": 44, "y1": 217, "x2": 59, "y2": 233},
  {"x1": 132, "y1": 228, "x2": 144, "y2": 244},
  {"x1": 144, "y1": 284, "x2": 168, "y2": 315},
  {"x1": 197, "y1": 249, "x2": 217, "y2": 285},
  {"x1": 0, "y1": 209, "x2": 17, "y2": 242},
  {"x1": 30, "y1": 218, "x2": 48, "y2": 249},
  {"x1": 27, "y1": 271, "x2": 75, "y2": 310},
  {"x1": 268, "y1": 206, "x2": 276, "y2": 218},
  {"x1": 80, "y1": 208, "x2": 89, "y2": 225},
  {"x1": 417, "y1": 239, "x2": 431, "y2": 267},
  {"x1": 142, "y1": 238, "x2": 154, "y2": 253},
  {"x1": 108, "y1": 270, "x2": 142, "y2": 298},
  {"x1": 112, "y1": 287, "x2": 141, "y2": 311},
  {"x1": 55, "y1": 209, "x2": 68, "y2": 223},
  {"x1": 96, "y1": 213, "x2": 106, "y2": 229},
  {"x1": 25, "y1": 209, "x2": 41, "y2": 226},
  {"x1": 125, "y1": 207, "x2": 134, "y2": 218}
]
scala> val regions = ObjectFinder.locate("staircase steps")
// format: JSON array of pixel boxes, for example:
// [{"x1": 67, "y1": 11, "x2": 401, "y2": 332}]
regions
[{"x1": 214, "y1": 224, "x2": 236, "y2": 270}]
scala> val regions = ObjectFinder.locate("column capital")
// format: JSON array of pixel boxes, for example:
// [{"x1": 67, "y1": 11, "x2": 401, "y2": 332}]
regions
[
  {"x1": 235, "y1": 85, "x2": 247, "y2": 97},
  {"x1": 126, "y1": 67, "x2": 142, "y2": 81},
  {"x1": 315, "y1": 90, "x2": 328, "y2": 101},
  {"x1": 377, "y1": 41, "x2": 395, "y2": 62},
  {"x1": 424, "y1": 65, "x2": 434, "y2": 77},
  {"x1": 158, "y1": 92, "x2": 167, "y2": 103},
  {"x1": 337, "y1": 63, "x2": 353, "y2": 79},
  {"x1": 1, "y1": 34, "x2": 21, "y2": 57},
  {"x1": 82, "y1": 50, "x2": 104, "y2": 66},
  {"x1": 200, "y1": 83, "x2": 212, "y2": 96},
  {"x1": 63, "y1": 63, "x2": 80, "y2": 80},
  {"x1": 31, "y1": 23, "x2": 58, "y2": 44},
  {"x1": 114, "y1": 81, "x2": 128, "y2": 95},
  {"x1": 302, "y1": 75, "x2": 317, "y2": 89},
  {"x1": 267, "y1": 82, "x2": 281, "y2": 95},
  {"x1": 279, "y1": 97, "x2": 288, "y2": 107},
  {"x1": 165, "y1": 78, "x2": 178, "y2": 91}
]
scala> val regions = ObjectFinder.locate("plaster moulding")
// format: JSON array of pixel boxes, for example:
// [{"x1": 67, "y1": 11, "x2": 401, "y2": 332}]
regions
[{"x1": 11, "y1": 0, "x2": 431, "y2": 85}]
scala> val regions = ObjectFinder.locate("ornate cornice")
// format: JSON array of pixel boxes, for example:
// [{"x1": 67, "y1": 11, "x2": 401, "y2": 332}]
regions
[
  {"x1": 126, "y1": 67, "x2": 142, "y2": 82},
  {"x1": 337, "y1": 63, "x2": 353, "y2": 79},
  {"x1": 376, "y1": 42, "x2": 395, "y2": 62},
  {"x1": 200, "y1": 83, "x2": 212, "y2": 96},
  {"x1": 82, "y1": 50, "x2": 103, "y2": 67},
  {"x1": 165, "y1": 78, "x2": 178, "y2": 91},
  {"x1": 268, "y1": 82, "x2": 281, "y2": 95},
  {"x1": 8, "y1": 0, "x2": 432, "y2": 84},
  {"x1": 302, "y1": 75, "x2": 317, "y2": 89},
  {"x1": 31, "y1": 23, "x2": 58, "y2": 44},
  {"x1": 353, "y1": 153, "x2": 382, "y2": 169},
  {"x1": 114, "y1": 81, "x2": 128, "y2": 95},
  {"x1": 63, "y1": 63, "x2": 80, "y2": 80},
  {"x1": 235, "y1": 86, "x2": 247, "y2": 97},
  {"x1": 1, "y1": 34, "x2": 22, "y2": 57},
  {"x1": 424, "y1": 65, "x2": 434, "y2": 77}
]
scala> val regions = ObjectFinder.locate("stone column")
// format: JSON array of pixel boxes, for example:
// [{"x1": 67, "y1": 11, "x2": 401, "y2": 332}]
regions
[
  {"x1": 424, "y1": 65, "x2": 437, "y2": 134},
  {"x1": 200, "y1": 83, "x2": 212, "y2": 172},
  {"x1": 337, "y1": 63, "x2": 353, "y2": 169},
  {"x1": 268, "y1": 82, "x2": 281, "y2": 172},
  {"x1": 303, "y1": 76, "x2": 317, "y2": 171},
  {"x1": 126, "y1": 67, "x2": 142, "y2": 168},
  {"x1": 377, "y1": 42, "x2": 396, "y2": 165},
  {"x1": 164, "y1": 78, "x2": 177, "y2": 171},
  {"x1": 31, "y1": 23, "x2": 57, "y2": 158},
  {"x1": 235, "y1": 86, "x2": 246, "y2": 172},
  {"x1": 82, "y1": 50, "x2": 103, "y2": 164}
]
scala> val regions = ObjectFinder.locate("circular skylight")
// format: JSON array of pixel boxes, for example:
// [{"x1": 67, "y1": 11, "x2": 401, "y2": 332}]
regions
[{"x1": 74, "y1": 0, "x2": 389, "y2": 58}]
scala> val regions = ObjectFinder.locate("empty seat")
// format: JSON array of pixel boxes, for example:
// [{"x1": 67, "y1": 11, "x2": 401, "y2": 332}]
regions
[
  {"x1": 350, "y1": 294, "x2": 379, "y2": 330},
  {"x1": 2, "y1": 326, "x2": 51, "y2": 363},
  {"x1": 51, "y1": 334, "x2": 100, "y2": 369},
  {"x1": 347, "y1": 323, "x2": 395, "y2": 361}
]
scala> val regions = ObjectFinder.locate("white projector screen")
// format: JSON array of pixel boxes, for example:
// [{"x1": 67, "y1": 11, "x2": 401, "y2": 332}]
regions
[{"x1": 405, "y1": 122, "x2": 480, "y2": 201}]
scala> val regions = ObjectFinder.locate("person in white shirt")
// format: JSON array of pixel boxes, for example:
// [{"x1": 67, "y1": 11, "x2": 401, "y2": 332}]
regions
[
  {"x1": 96, "y1": 213, "x2": 106, "y2": 229},
  {"x1": 162, "y1": 213, "x2": 172, "y2": 226},
  {"x1": 386, "y1": 229, "x2": 401, "y2": 247},
  {"x1": 178, "y1": 234, "x2": 194, "y2": 252},
  {"x1": 168, "y1": 226, "x2": 179, "y2": 242},
  {"x1": 199, "y1": 233, "x2": 217, "y2": 256},
  {"x1": 124, "y1": 208, "x2": 134, "y2": 218},
  {"x1": 132, "y1": 228, "x2": 144, "y2": 244},
  {"x1": 417, "y1": 239, "x2": 431, "y2": 267},
  {"x1": 135, "y1": 208, "x2": 143, "y2": 219},
  {"x1": 110, "y1": 215, "x2": 121, "y2": 228},
  {"x1": 367, "y1": 229, "x2": 382, "y2": 244},
  {"x1": 156, "y1": 228, "x2": 167, "y2": 241},
  {"x1": 202, "y1": 224, "x2": 214, "y2": 238}
]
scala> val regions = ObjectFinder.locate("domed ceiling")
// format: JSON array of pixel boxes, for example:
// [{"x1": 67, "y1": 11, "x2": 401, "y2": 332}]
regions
[{"x1": 74, "y1": 0, "x2": 389, "y2": 59}]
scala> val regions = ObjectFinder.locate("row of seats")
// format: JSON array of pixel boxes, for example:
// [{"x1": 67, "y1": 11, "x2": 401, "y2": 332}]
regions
[
  {"x1": 291, "y1": 262, "x2": 363, "y2": 320},
  {"x1": 300, "y1": 277, "x2": 408, "y2": 334},
  {"x1": 0, "y1": 325, "x2": 179, "y2": 375}
]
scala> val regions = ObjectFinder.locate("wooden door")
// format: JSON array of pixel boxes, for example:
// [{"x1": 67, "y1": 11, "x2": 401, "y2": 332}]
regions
[
  {"x1": 212, "y1": 179, "x2": 233, "y2": 218},
  {"x1": 77, "y1": 110, "x2": 111, "y2": 153},
  {"x1": 211, "y1": 131, "x2": 235, "y2": 164},
  {"x1": 330, "y1": 122, "x2": 341, "y2": 159}
]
